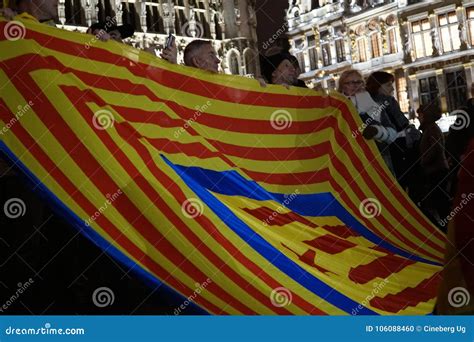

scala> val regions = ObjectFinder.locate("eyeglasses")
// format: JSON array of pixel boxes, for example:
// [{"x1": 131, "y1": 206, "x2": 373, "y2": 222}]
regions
[{"x1": 344, "y1": 80, "x2": 364, "y2": 86}]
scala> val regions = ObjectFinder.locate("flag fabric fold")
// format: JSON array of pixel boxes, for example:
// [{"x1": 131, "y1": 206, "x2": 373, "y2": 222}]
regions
[{"x1": 0, "y1": 17, "x2": 446, "y2": 315}]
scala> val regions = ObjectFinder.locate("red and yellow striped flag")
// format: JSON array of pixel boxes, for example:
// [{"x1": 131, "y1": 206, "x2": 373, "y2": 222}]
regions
[{"x1": 0, "y1": 17, "x2": 446, "y2": 315}]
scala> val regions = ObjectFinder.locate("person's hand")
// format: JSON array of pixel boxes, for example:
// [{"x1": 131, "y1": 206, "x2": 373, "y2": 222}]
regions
[
  {"x1": 0, "y1": 8, "x2": 17, "y2": 20},
  {"x1": 160, "y1": 40, "x2": 177, "y2": 64},
  {"x1": 256, "y1": 77, "x2": 267, "y2": 88},
  {"x1": 144, "y1": 45, "x2": 157, "y2": 55}
]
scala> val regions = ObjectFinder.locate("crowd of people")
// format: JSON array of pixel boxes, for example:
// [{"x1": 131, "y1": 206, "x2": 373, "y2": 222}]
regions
[{"x1": 1, "y1": 0, "x2": 474, "y2": 314}]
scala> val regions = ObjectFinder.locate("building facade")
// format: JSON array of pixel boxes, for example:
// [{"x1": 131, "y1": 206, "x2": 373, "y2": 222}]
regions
[
  {"x1": 286, "y1": 0, "x2": 474, "y2": 114},
  {"x1": 56, "y1": 0, "x2": 260, "y2": 76}
]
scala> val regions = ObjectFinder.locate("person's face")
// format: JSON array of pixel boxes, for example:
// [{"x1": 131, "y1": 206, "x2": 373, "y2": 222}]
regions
[
  {"x1": 379, "y1": 81, "x2": 394, "y2": 97},
  {"x1": 272, "y1": 59, "x2": 297, "y2": 85},
  {"x1": 193, "y1": 44, "x2": 220, "y2": 73},
  {"x1": 108, "y1": 30, "x2": 122, "y2": 42},
  {"x1": 342, "y1": 74, "x2": 364, "y2": 96}
]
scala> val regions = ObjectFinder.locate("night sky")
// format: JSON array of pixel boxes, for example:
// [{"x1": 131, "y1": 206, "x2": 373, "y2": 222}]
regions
[{"x1": 255, "y1": 0, "x2": 289, "y2": 51}]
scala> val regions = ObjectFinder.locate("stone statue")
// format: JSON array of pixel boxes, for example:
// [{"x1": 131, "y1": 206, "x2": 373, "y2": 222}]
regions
[
  {"x1": 403, "y1": 33, "x2": 413, "y2": 63},
  {"x1": 431, "y1": 28, "x2": 440, "y2": 56},
  {"x1": 459, "y1": 22, "x2": 469, "y2": 49}
]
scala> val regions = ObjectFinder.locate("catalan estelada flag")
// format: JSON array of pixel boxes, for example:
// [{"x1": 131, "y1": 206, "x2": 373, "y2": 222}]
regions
[{"x1": 0, "y1": 17, "x2": 447, "y2": 315}]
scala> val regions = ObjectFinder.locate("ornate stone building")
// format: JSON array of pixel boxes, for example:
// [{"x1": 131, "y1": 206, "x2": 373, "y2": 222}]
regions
[
  {"x1": 57, "y1": 0, "x2": 260, "y2": 76},
  {"x1": 286, "y1": 0, "x2": 474, "y2": 114}
]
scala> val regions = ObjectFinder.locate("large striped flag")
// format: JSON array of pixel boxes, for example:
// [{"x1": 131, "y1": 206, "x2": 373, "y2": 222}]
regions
[{"x1": 0, "y1": 16, "x2": 446, "y2": 315}]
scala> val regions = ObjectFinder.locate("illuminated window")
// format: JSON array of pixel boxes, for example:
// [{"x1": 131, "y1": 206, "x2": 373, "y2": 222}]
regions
[
  {"x1": 396, "y1": 76, "x2": 409, "y2": 113},
  {"x1": 467, "y1": 8, "x2": 474, "y2": 46},
  {"x1": 387, "y1": 27, "x2": 398, "y2": 54},
  {"x1": 357, "y1": 38, "x2": 368, "y2": 62},
  {"x1": 370, "y1": 32, "x2": 382, "y2": 58},
  {"x1": 411, "y1": 19, "x2": 432, "y2": 59},
  {"x1": 438, "y1": 11, "x2": 461, "y2": 53}
]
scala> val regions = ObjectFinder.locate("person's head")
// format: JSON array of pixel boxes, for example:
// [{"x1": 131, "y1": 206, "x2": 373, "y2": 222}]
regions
[
  {"x1": 260, "y1": 52, "x2": 298, "y2": 85},
  {"x1": 7, "y1": 0, "x2": 34, "y2": 16},
  {"x1": 417, "y1": 102, "x2": 442, "y2": 124},
  {"x1": 338, "y1": 70, "x2": 364, "y2": 96},
  {"x1": 366, "y1": 71, "x2": 395, "y2": 97},
  {"x1": 183, "y1": 40, "x2": 220, "y2": 73}
]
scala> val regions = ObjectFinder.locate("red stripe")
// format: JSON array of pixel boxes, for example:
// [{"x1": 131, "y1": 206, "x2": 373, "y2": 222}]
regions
[
  {"x1": 243, "y1": 207, "x2": 318, "y2": 228},
  {"x1": 348, "y1": 254, "x2": 416, "y2": 285},
  {"x1": 0, "y1": 99, "x2": 227, "y2": 315},
  {"x1": 4, "y1": 72, "x2": 259, "y2": 315},
  {"x1": 304, "y1": 235, "x2": 356, "y2": 255},
  {"x1": 369, "y1": 273, "x2": 440, "y2": 313}
]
